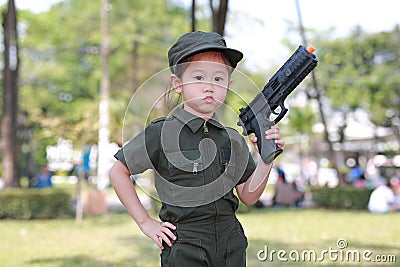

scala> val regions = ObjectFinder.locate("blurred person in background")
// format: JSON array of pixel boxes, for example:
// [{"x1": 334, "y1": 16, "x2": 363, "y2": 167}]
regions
[
  {"x1": 368, "y1": 177, "x2": 399, "y2": 214},
  {"x1": 273, "y1": 168, "x2": 304, "y2": 207},
  {"x1": 390, "y1": 173, "x2": 400, "y2": 206},
  {"x1": 33, "y1": 165, "x2": 53, "y2": 188}
]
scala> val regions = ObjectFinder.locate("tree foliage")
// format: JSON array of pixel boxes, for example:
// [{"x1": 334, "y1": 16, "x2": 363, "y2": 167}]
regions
[
  {"x1": 9, "y1": 0, "x2": 190, "y2": 168},
  {"x1": 316, "y1": 26, "x2": 400, "y2": 139}
]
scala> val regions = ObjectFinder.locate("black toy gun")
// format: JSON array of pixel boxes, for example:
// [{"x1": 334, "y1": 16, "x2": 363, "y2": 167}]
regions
[{"x1": 237, "y1": 45, "x2": 318, "y2": 164}]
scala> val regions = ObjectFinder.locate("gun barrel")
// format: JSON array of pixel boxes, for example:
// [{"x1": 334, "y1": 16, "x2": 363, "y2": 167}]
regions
[
  {"x1": 238, "y1": 45, "x2": 318, "y2": 127},
  {"x1": 262, "y1": 45, "x2": 318, "y2": 114}
]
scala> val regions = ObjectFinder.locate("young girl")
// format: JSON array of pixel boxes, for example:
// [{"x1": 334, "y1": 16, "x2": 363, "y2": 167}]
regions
[{"x1": 109, "y1": 31, "x2": 284, "y2": 267}]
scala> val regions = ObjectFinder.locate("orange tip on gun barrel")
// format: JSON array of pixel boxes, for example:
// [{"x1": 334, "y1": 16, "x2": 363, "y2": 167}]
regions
[{"x1": 306, "y1": 45, "x2": 316, "y2": 54}]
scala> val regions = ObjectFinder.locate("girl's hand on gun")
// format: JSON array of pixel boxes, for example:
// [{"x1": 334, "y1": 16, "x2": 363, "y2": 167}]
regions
[
  {"x1": 250, "y1": 125, "x2": 285, "y2": 152},
  {"x1": 139, "y1": 217, "x2": 176, "y2": 249}
]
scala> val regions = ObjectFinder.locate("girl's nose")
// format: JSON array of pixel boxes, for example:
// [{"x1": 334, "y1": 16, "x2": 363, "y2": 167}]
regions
[{"x1": 203, "y1": 83, "x2": 214, "y2": 93}]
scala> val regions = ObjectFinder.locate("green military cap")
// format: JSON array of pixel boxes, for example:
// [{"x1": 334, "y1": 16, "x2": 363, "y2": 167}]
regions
[{"x1": 168, "y1": 31, "x2": 243, "y2": 73}]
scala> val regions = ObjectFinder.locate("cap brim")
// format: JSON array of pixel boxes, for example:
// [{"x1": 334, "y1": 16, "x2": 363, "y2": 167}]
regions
[{"x1": 177, "y1": 45, "x2": 243, "y2": 68}]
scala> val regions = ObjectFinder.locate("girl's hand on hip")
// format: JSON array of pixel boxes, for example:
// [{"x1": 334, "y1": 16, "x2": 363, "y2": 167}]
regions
[{"x1": 139, "y1": 217, "x2": 176, "y2": 249}]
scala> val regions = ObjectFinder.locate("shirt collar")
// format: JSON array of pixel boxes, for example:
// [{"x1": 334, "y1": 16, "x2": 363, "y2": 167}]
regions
[{"x1": 171, "y1": 107, "x2": 224, "y2": 133}]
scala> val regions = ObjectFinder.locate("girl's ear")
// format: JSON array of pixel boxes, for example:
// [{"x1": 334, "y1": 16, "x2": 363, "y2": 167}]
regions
[
  {"x1": 170, "y1": 74, "x2": 182, "y2": 94},
  {"x1": 228, "y1": 79, "x2": 233, "y2": 89}
]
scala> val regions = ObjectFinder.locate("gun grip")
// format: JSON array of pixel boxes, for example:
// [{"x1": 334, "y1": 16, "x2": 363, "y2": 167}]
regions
[
  {"x1": 254, "y1": 117, "x2": 283, "y2": 164},
  {"x1": 257, "y1": 135, "x2": 283, "y2": 164}
]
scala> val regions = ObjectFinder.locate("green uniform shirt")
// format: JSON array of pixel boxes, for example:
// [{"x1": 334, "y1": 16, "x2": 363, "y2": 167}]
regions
[{"x1": 114, "y1": 107, "x2": 256, "y2": 223}]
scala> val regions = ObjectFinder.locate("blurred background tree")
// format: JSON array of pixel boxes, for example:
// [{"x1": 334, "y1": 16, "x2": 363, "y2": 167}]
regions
[
  {"x1": 318, "y1": 26, "x2": 400, "y2": 143},
  {"x1": 1, "y1": 0, "x2": 19, "y2": 187}
]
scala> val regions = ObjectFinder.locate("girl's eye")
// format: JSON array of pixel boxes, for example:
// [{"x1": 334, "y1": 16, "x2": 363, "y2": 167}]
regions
[
  {"x1": 195, "y1": 76, "x2": 203, "y2": 81},
  {"x1": 214, "y1": 77, "x2": 223, "y2": 82}
]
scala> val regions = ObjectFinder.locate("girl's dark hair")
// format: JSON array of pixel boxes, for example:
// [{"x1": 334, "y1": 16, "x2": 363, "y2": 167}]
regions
[{"x1": 163, "y1": 85, "x2": 182, "y2": 114}]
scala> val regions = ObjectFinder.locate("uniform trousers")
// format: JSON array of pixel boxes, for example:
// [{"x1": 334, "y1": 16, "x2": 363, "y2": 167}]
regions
[{"x1": 161, "y1": 214, "x2": 247, "y2": 267}]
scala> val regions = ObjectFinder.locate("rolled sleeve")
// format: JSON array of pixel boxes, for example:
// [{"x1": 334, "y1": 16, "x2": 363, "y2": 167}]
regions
[{"x1": 114, "y1": 122, "x2": 161, "y2": 174}]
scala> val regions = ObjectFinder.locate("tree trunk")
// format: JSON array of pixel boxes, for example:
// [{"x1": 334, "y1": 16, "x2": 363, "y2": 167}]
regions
[
  {"x1": 1, "y1": 0, "x2": 20, "y2": 188},
  {"x1": 131, "y1": 38, "x2": 139, "y2": 93},
  {"x1": 97, "y1": 0, "x2": 111, "y2": 190},
  {"x1": 209, "y1": 0, "x2": 228, "y2": 36},
  {"x1": 191, "y1": 0, "x2": 196, "y2": 32},
  {"x1": 295, "y1": 0, "x2": 344, "y2": 186}
]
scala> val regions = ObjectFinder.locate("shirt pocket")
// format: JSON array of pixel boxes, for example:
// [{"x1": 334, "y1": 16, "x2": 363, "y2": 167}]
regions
[
  {"x1": 163, "y1": 150, "x2": 207, "y2": 205},
  {"x1": 165, "y1": 150, "x2": 205, "y2": 187},
  {"x1": 220, "y1": 148, "x2": 236, "y2": 178}
]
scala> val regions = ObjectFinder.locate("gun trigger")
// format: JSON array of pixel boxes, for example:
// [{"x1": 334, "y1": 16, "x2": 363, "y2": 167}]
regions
[
  {"x1": 272, "y1": 109, "x2": 280, "y2": 116},
  {"x1": 237, "y1": 119, "x2": 248, "y2": 136},
  {"x1": 274, "y1": 107, "x2": 288, "y2": 124}
]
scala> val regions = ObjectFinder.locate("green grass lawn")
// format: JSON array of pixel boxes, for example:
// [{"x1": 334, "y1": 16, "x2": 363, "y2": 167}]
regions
[{"x1": 0, "y1": 209, "x2": 399, "y2": 267}]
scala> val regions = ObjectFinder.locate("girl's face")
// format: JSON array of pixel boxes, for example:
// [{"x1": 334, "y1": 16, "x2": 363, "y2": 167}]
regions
[{"x1": 170, "y1": 52, "x2": 233, "y2": 119}]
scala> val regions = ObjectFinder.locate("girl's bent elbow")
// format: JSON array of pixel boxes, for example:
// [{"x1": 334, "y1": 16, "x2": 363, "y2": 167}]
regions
[{"x1": 109, "y1": 162, "x2": 126, "y2": 181}]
